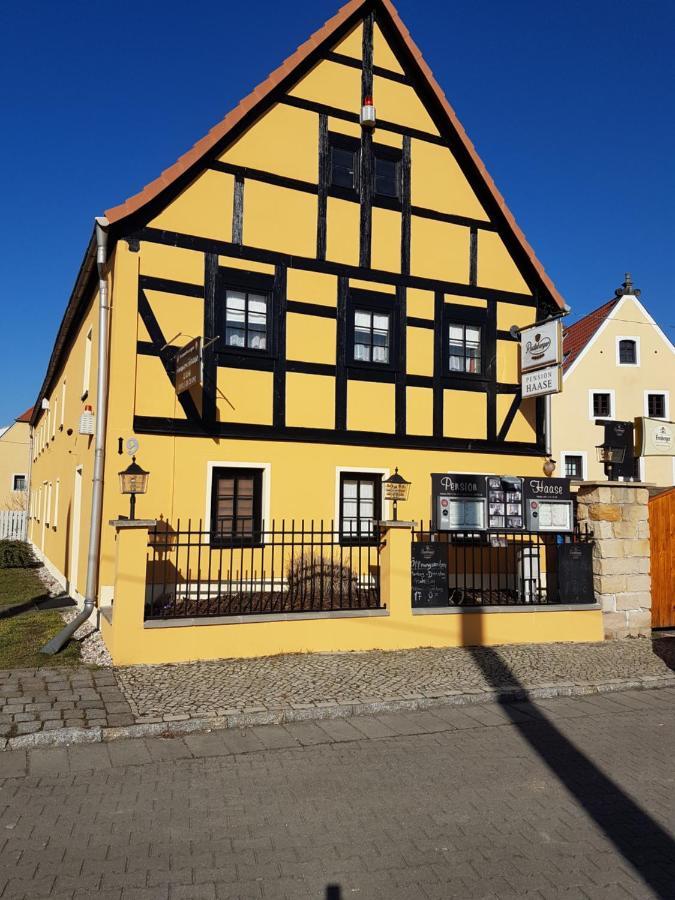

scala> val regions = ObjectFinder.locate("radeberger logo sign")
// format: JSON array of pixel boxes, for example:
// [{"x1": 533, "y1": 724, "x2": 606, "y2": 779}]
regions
[{"x1": 519, "y1": 320, "x2": 562, "y2": 373}]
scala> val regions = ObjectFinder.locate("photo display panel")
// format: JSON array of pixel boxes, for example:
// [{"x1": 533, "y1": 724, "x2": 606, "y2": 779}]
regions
[
  {"x1": 487, "y1": 476, "x2": 523, "y2": 530},
  {"x1": 523, "y1": 477, "x2": 573, "y2": 533}
]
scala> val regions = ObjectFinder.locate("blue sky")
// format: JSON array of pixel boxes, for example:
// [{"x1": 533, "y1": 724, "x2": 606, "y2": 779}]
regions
[{"x1": 0, "y1": 0, "x2": 673, "y2": 424}]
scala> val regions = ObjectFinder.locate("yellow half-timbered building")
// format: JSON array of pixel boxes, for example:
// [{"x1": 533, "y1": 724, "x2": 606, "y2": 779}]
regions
[{"x1": 29, "y1": 0, "x2": 603, "y2": 663}]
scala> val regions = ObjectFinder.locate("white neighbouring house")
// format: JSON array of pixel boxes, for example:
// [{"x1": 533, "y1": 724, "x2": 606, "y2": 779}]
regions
[{"x1": 550, "y1": 275, "x2": 675, "y2": 486}]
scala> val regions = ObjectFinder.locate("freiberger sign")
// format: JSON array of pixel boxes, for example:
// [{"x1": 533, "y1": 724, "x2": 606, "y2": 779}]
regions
[{"x1": 640, "y1": 417, "x2": 675, "y2": 456}]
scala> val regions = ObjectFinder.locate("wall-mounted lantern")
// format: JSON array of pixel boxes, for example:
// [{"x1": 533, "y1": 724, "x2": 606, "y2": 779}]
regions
[
  {"x1": 118, "y1": 456, "x2": 150, "y2": 520},
  {"x1": 382, "y1": 468, "x2": 411, "y2": 521}
]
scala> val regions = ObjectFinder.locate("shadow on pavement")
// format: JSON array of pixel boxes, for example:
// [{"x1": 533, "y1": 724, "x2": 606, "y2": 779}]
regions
[
  {"x1": 462, "y1": 614, "x2": 674, "y2": 898},
  {"x1": 652, "y1": 633, "x2": 675, "y2": 674}
]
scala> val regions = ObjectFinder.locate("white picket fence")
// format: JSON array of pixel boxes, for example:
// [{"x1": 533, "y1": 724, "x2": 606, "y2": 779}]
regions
[{"x1": 0, "y1": 510, "x2": 27, "y2": 540}]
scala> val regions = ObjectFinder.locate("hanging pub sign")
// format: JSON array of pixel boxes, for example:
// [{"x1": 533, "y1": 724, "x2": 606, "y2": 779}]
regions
[
  {"x1": 523, "y1": 477, "x2": 573, "y2": 532},
  {"x1": 519, "y1": 319, "x2": 563, "y2": 373},
  {"x1": 431, "y1": 474, "x2": 487, "y2": 532},
  {"x1": 521, "y1": 364, "x2": 562, "y2": 399},
  {"x1": 175, "y1": 337, "x2": 202, "y2": 395},
  {"x1": 640, "y1": 417, "x2": 675, "y2": 456}
]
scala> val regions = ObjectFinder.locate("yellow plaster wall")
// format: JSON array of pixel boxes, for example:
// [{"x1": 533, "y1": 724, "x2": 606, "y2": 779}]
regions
[
  {"x1": 289, "y1": 59, "x2": 362, "y2": 111},
  {"x1": 286, "y1": 313, "x2": 336, "y2": 365},
  {"x1": 326, "y1": 197, "x2": 360, "y2": 266},
  {"x1": 370, "y1": 206, "x2": 401, "y2": 273},
  {"x1": 445, "y1": 294, "x2": 487, "y2": 309},
  {"x1": 216, "y1": 368, "x2": 274, "y2": 425},
  {"x1": 373, "y1": 76, "x2": 439, "y2": 135},
  {"x1": 287, "y1": 269, "x2": 337, "y2": 306},
  {"x1": 411, "y1": 217, "x2": 470, "y2": 283},
  {"x1": 135, "y1": 355, "x2": 186, "y2": 420},
  {"x1": 139, "y1": 242, "x2": 204, "y2": 285},
  {"x1": 0, "y1": 422, "x2": 30, "y2": 511},
  {"x1": 347, "y1": 381, "x2": 395, "y2": 433},
  {"x1": 331, "y1": 24, "x2": 363, "y2": 59},
  {"x1": 286, "y1": 373, "x2": 335, "y2": 429},
  {"x1": 496, "y1": 339, "x2": 519, "y2": 384},
  {"x1": 219, "y1": 256, "x2": 275, "y2": 275},
  {"x1": 444, "y1": 390, "x2": 487, "y2": 439},
  {"x1": 220, "y1": 104, "x2": 318, "y2": 183},
  {"x1": 406, "y1": 387, "x2": 433, "y2": 435},
  {"x1": 244, "y1": 181, "x2": 316, "y2": 257},
  {"x1": 411, "y1": 140, "x2": 488, "y2": 220},
  {"x1": 497, "y1": 395, "x2": 537, "y2": 443},
  {"x1": 373, "y1": 22, "x2": 404, "y2": 74},
  {"x1": 406, "y1": 288, "x2": 434, "y2": 319},
  {"x1": 497, "y1": 301, "x2": 534, "y2": 332},
  {"x1": 149, "y1": 170, "x2": 234, "y2": 243},
  {"x1": 407, "y1": 327, "x2": 434, "y2": 376},
  {"x1": 144, "y1": 291, "x2": 204, "y2": 346},
  {"x1": 350, "y1": 279, "x2": 395, "y2": 294},
  {"x1": 478, "y1": 232, "x2": 531, "y2": 294}
]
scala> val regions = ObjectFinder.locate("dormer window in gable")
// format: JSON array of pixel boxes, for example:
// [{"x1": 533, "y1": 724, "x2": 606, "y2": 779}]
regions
[
  {"x1": 373, "y1": 145, "x2": 402, "y2": 202},
  {"x1": 328, "y1": 132, "x2": 360, "y2": 198}
]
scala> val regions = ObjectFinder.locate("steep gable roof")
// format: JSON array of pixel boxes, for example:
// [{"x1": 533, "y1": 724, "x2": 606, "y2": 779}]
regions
[
  {"x1": 15, "y1": 407, "x2": 33, "y2": 423},
  {"x1": 562, "y1": 298, "x2": 619, "y2": 372},
  {"x1": 104, "y1": 0, "x2": 564, "y2": 311}
]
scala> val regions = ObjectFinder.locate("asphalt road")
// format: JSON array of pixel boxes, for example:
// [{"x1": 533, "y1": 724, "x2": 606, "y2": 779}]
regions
[{"x1": 1, "y1": 688, "x2": 674, "y2": 899}]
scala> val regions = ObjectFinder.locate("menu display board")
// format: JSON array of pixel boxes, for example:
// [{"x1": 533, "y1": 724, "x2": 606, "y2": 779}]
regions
[
  {"x1": 411, "y1": 542, "x2": 448, "y2": 607},
  {"x1": 487, "y1": 476, "x2": 523, "y2": 530},
  {"x1": 523, "y1": 477, "x2": 573, "y2": 533},
  {"x1": 431, "y1": 474, "x2": 487, "y2": 532}
]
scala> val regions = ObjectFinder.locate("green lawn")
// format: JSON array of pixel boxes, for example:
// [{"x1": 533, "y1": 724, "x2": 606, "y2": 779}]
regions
[{"x1": 0, "y1": 564, "x2": 82, "y2": 668}]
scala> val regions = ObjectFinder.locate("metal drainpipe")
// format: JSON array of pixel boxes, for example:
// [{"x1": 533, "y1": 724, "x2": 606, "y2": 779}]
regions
[{"x1": 42, "y1": 217, "x2": 110, "y2": 654}]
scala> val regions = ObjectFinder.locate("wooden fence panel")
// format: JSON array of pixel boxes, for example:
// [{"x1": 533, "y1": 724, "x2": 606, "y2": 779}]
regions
[
  {"x1": 649, "y1": 488, "x2": 675, "y2": 628},
  {"x1": 0, "y1": 510, "x2": 27, "y2": 541}
]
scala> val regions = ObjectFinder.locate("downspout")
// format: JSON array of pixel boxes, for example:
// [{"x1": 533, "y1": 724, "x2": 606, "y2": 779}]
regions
[{"x1": 42, "y1": 217, "x2": 110, "y2": 654}]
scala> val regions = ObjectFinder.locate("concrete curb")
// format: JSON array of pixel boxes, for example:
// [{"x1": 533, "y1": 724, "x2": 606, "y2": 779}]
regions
[{"x1": 5, "y1": 672, "x2": 674, "y2": 750}]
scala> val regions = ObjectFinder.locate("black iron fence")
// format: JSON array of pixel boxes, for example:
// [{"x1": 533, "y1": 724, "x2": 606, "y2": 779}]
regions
[
  {"x1": 412, "y1": 524, "x2": 594, "y2": 607},
  {"x1": 145, "y1": 520, "x2": 383, "y2": 620}
]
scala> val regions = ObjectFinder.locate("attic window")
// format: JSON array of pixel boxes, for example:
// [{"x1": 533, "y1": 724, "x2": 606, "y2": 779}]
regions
[
  {"x1": 328, "y1": 133, "x2": 359, "y2": 197},
  {"x1": 373, "y1": 146, "x2": 401, "y2": 200}
]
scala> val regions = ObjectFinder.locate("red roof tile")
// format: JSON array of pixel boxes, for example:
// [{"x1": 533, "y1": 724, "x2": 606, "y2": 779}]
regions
[
  {"x1": 562, "y1": 299, "x2": 619, "y2": 372},
  {"x1": 15, "y1": 407, "x2": 34, "y2": 423},
  {"x1": 103, "y1": 0, "x2": 565, "y2": 311}
]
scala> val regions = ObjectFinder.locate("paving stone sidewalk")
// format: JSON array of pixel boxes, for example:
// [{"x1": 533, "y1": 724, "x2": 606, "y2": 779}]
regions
[{"x1": 1, "y1": 637, "x2": 673, "y2": 750}]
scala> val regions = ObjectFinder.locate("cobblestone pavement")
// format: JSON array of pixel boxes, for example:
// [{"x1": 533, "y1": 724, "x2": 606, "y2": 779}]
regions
[
  {"x1": 0, "y1": 668, "x2": 134, "y2": 745},
  {"x1": 1, "y1": 638, "x2": 674, "y2": 750},
  {"x1": 1, "y1": 688, "x2": 674, "y2": 898},
  {"x1": 117, "y1": 637, "x2": 675, "y2": 719}
]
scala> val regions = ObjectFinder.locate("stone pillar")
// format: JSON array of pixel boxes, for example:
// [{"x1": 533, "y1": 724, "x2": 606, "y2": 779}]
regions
[
  {"x1": 378, "y1": 521, "x2": 415, "y2": 620},
  {"x1": 575, "y1": 483, "x2": 651, "y2": 638}
]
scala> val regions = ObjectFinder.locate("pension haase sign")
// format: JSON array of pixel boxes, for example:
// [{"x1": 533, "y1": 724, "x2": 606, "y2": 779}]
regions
[
  {"x1": 522, "y1": 364, "x2": 562, "y2": 398},
  {"x1": 175, "y1": 337, "x2": 202, "y2": 394}
]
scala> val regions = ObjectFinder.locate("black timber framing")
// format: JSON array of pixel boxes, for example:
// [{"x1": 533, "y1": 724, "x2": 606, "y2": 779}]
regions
[
  {"x1": 485, "y1": 302, "x2": 498, "y2": 441},
  {"x1": 324, "y1": 50, "x2": 411, "y2": 86},
  {"x1": 139, "y1": 275, "x2": 203, "y2": 298},
  {"x1": 317, "y1": 113, "x2": 329, "y2": 260},
  {"x1": 401, "y1": 136, "x2": 411, "y2": 275},
  {"x1": 133, "y1": 414, "x2": 543, "y2": 457},
  {"x1": 395, "y1": 284, "x2": 407, "y2": 435},
  {"x1": 135, "y1": 228, "x2": 538, "y2": 307},
  {"x1": 497, "y1": 389, "x2": 523, "y2": 442},
  {"x1": 202, "y1": 253, "x2": 219, "y2": 427},
  {"x1": 359, "y1": 12, "x2": 374, "y2": 269},
  {"x1": 432, "y1": 291, "x2": 444, "y2": 438},
  {"x1": 232, "y1": 175, "x2": 244, "y2": 244},
  {"x1": 273, "y1": 265, "x2": 287, "y2": 429},
  {"x1": 335, "y1": 276, "x2": 349, "y2": 430},
  {"x1": 137, "y1": 287, "x2": 201, "y2": 423}
]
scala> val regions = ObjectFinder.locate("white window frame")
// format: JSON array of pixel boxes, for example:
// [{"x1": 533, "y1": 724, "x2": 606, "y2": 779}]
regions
[
  {"x1": 61, "y1": 380, "x2": 66, "y2": 429},
  {"x1": 561, "y1": 451, "x2": 587, "y2": 480},
  {"x1": 615, "y1": 335, "x2": 640, "y2": 367},
  {"x1": 82, "y1": 326, "x2": 93, "y2": 399},
  {"x1": 52, "y1": 397, "x2": 57, "y2": 440},
  {"x1": 45, "y1": 482, "x2": 52, "y2": 527},
  {"x1": 643, "y1": 390, "x2": 670, "y2": 421},
  {"x1": 204, "y1": 460, "x2": 271, "y2": 546},
  {"x1": 334, "y1": 466, "x2": 390, "y2": 529},
  {"x1": 588, "y1": 389, "x2": 615, "y2": 421},
  {"x1": 53, "y1": 480, "x2": 60, "y2": 529}
]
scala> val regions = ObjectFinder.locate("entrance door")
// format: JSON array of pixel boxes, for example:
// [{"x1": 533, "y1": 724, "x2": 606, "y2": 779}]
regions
[
  {"x1": 649, "y1": 487, "x2": 675, "y2": 628},
  {"x1": 69, "y1": 466, "x2": 83, "y2": 596}
]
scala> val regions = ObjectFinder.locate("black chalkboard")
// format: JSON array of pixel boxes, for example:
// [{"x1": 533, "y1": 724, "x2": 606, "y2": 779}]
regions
[
  {"x1": 411, "y1": 542, "x2": 448, "y2": 607},
  {"x1": 557, "y1": 543, "x2": 594, "y2": 604}
]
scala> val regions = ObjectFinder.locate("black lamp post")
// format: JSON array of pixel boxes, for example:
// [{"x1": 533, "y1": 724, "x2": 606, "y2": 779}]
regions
[
  {"x1": 118, "y1": 457, "x2": 150, "y2": 520},
  {"x1": 382, "y1": 468, "x2": 411, "y2": 521},
  {"x1": 595, "y1": 442, "x2": 625, "y2": 481}
]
